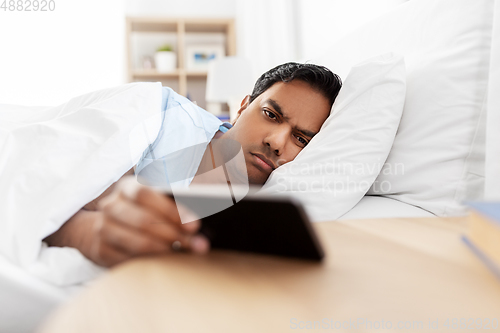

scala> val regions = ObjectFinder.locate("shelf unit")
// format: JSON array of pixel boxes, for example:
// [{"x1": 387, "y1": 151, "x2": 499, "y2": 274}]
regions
[{"x1": 125, "y1": 17, "x2": 236, "y2": 106}]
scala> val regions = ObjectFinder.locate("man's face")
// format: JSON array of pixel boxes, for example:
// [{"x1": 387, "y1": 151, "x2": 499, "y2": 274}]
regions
[{"x1": 223, "y1": 80, "x2": 331, "y2": 185}]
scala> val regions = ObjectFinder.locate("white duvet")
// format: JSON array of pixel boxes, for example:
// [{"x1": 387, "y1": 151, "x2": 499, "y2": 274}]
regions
[{"x1": 0, "y1": 82, "x2": 163, "y2": 286}]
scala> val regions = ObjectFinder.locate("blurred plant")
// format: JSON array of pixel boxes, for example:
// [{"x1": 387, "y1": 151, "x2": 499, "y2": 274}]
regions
[{"x1": 157, "y1": 44, "x2": 173, "y2": 52}]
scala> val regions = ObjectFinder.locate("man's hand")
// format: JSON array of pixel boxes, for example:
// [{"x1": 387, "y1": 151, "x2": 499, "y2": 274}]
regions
[{"x1": 44, "y1": 176, "x2": 210, "y2": 267}]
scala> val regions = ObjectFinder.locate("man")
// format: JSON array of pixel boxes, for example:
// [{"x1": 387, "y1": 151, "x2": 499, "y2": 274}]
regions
[{"x1": 44, "y1": 62, "x2": 342, "y2": 267}]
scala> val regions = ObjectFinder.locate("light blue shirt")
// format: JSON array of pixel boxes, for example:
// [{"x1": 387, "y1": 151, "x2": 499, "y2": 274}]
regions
[{"x1": 135, "y1": 87, "x2": 224, "y2": 188}]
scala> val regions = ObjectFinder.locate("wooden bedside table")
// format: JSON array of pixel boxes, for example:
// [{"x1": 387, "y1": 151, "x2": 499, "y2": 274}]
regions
[{"x1": 39, "y1": 217, "x2": 500, "y2": 333}]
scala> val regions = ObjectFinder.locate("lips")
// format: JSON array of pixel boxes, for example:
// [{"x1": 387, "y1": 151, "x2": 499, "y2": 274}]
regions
[{"x1": 251, "y1": 153, "x2": 276, "y2": 171}]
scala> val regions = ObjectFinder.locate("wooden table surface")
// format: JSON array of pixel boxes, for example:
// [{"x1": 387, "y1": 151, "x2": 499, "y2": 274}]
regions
[{"x1": 39, "y1": 217, "x2": 500, "y2": 333}]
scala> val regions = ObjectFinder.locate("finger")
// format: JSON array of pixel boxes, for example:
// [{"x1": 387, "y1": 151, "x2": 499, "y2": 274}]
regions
[
  {"x1": 91, "y1": 215, "x2": 132, "y2": 267},
  {"x1": 188, "y1": 234, "x2": 210, "y2": 254},
  {"x1": 91, "y1": 241, "x2": 130, "y2": 268},
  {"x1": 169, "y1": 234, "x2": 210, "y2": 254},
  {"x1": 101, "y1": 195, "x2": 192, "y2": 245},
  {"x1": 101, "y1": 213, "x2": 209, "y2": 255},
  {"x1": 100, "y1": 245, "x2": 131, "y2": 267},
  {"x1": 100, "y1": 217, "x2": 171, "y2": 256},
  {"x1": 112, "y1": 176, "x2": 202, "y2": 229},
  {"x1": 178, "y1": 217, "x2": 200, "y2": 233},
  {"x1": 117, "y1": 177, "x2": 186, "y2": 224}
]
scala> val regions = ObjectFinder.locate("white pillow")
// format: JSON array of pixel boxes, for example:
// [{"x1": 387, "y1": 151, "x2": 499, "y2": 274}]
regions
[
  {"x1": 259, "y1": 53, "x2": 406, "y2": 222},
  {"x1": 314, "y1": 0, "x2": 493, "y2": 216}
]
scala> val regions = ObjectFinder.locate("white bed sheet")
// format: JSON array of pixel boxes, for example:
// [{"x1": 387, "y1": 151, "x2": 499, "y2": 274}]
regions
[
  {"x1": 0, "y1": 83, "x2": 163, "y2": 286},
  {"x1": 0, "y1": 255, "x2": 81, "y2": 333},
  {"x1": 339, "y1": 196, "x2": 435, "y2": 220}
]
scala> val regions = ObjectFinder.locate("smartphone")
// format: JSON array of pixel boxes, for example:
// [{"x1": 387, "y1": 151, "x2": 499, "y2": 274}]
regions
[{"x1": 166, "y1": 187, "x2": 324, "y2": 261}]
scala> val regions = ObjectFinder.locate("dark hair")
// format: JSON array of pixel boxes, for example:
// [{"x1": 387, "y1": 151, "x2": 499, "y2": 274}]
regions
[{"x1": 248, "y1": 62, "x2": 342, "y2": 107}]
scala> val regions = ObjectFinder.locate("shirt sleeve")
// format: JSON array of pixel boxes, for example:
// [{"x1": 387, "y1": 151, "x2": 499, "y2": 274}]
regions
[{"x1": 134, "y1": 87, "x2": 223, "y2": 188}]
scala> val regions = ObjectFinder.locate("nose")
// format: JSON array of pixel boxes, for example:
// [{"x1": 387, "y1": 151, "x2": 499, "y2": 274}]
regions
[{"x1": 264, "y1": 126, "x2": 289, "y2": 156}]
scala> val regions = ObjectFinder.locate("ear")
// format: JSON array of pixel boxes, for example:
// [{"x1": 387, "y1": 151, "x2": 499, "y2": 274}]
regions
[{"x1": 232, "y1": 95, "x2": 250, "y2": 125}]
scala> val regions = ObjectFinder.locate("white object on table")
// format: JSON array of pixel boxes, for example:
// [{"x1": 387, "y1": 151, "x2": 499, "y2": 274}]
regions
[{"x1": 154, "y1": 51, "x2": 176, "y2": 72}]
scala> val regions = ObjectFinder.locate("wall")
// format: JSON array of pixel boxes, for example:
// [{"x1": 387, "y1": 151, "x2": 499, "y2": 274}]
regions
[
  {"x1": 298, "y1": 0, "x2": 408, "y2": 62},
  {"x1": 124, "y1": 0, "x2": 236, "y2": 17},
  {"x1": 0, "y1": 0, "x2": 405, "y2": 106},
  {"x1": 234, "y1": 0, "x2": 406, "y2": 84},
  {"x1": 0, "y1": 0, "x2": 125, "y2": 106}
]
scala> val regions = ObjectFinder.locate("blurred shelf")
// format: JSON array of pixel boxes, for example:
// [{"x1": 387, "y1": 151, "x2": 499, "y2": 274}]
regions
[
  {"x1": 128, "y1": 18, "x2": 177, "y2": 33},
  {"x1": 131, "y1": 69, "x2": 208, "y2": 78},
  {"x1": 186, "y1": 71, "x2": 208, "y2": 77},
  {"x1": 126, "y1": 17, "x2": 235, "y2": 99},
  {"x1": 132, "y1": 69, "x2": 181, "y2": 78},
  {"x1": 127, "y1": 17, "x2": 234, "y2": 34}
]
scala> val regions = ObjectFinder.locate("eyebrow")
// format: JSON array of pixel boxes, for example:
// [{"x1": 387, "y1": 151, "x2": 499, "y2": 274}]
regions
[{"x1": 265, "y1": 98, "x2": 318, "y2": 138}]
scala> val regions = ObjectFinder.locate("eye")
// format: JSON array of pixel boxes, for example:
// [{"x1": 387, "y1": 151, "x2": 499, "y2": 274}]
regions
[
  {"x1": 264, "y1": 109, "x2": 278, "y2": 121},
  {"x1": 296, "y1": 136, "x2": 309, "y2": 147}
]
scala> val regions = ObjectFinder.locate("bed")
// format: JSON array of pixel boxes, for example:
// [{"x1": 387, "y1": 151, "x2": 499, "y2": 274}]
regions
[{"x1": 1, "y1": 0, "x2": 499, "y2": 332}]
